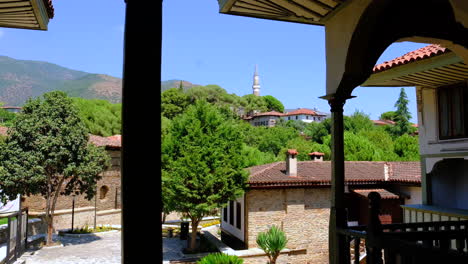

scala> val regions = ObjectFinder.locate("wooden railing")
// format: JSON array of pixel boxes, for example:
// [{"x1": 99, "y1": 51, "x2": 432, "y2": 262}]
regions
[{"x1": 337, "y1": 193, "x2": 468, "y2": 264}]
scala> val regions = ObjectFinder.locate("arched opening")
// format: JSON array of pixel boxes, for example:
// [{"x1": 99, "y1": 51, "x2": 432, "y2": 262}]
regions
[
  {"x1": 429, "y1": 158, "x2": 468, "y2": 210},
  {"x1": 99, "y1": 185, "x2": 109, "y2": 201}
]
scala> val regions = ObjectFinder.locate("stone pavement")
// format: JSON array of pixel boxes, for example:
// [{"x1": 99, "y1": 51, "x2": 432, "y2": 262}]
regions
[{"x1": 15, "y1": 231, "x2": 121, "y2": 264}]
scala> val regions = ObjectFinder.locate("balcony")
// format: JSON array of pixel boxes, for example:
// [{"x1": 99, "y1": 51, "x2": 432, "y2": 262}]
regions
[{"x1": 338, "y1": 192, "x2": 468, "y2": 264}]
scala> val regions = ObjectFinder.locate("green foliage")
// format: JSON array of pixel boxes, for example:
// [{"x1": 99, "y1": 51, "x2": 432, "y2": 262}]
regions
[
  {"x1": 0, "y1": 104, "x2": 16, "y2": 127},
  {"x1": 241, "y1": 94, "x2": 268, "y2": 114},
  {"x1": 393, "y1": 88, "x2": 412, "y2": 136},
  {"x1": 256, "y1": 226, "x2": 288, "y2": 264},
  {"x1": 66, "y1": 225, "x2": 116, "y2": 234},
  {"x1": 379, "y1": 111, "x2": 397, "y2": 121},
  {"x1": 394, "y1": 134, "x2": 420, "y2": 161},
  {"x1": 72, "y1": 97, "x2": 121, "y2": 137},
  {"x1": 277, "y1": 119, "x2": 308, "y2": 132},
  {"x1": 161, "y1": 88, "x2": 190, "y2": 119},
  {"x1": 242, "y1": 126, "x2": 297, "y2": 156},
  {"x1": 162, "y1": 101, "x2": 248, "y2": 250},
  {"x1": 344, "y1": 110, "x2": 374, "y2": 133},
  {"x1": 241, "y1": 144, "x2": 278, "y2": 168},
  {"x1": 0, "y1": 91, "x2": 110, "y2": 244},
  {"x1": 197, "y1": 253, "x2": 244, "y2": 264},
  {"x1": 263, "y1": 95, "x2": 284, "y2": 113}
]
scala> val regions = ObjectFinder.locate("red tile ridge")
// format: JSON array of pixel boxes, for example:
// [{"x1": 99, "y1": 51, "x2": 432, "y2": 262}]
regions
[{"x1": 373, "y1": 44, "x2": 449, "y2": 73}]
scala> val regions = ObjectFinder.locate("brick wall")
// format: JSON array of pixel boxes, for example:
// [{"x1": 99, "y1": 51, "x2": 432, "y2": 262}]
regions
[{"x1": 246, "y1": 188, "x2": 330, "y2": 264}]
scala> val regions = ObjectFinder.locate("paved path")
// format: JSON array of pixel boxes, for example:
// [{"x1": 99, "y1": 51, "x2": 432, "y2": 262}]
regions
[{"x1": 17, "y1": 231, "x2": 121, "y2": 264}]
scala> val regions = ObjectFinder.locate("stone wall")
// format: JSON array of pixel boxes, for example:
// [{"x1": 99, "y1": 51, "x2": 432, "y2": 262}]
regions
[
  {"x1": 29, "y1": 207, "x2": 121, "y2": 231},
  {"x1": 245, "y1": 188, "x2": 331, "y2": 264},
  {"x1": 21, "y1": 149, "x2": 121, "y2": 231}
]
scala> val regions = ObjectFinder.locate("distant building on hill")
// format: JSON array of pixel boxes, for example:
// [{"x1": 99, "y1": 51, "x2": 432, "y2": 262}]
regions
[{"x1": 245, "y1": 108, "x2": 328, "y2": 127}]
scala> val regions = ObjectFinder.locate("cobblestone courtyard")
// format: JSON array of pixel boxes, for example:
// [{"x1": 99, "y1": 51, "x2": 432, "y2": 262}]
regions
[{"x1": 17, "y1": 231, "x2": 121, "y2": 264}]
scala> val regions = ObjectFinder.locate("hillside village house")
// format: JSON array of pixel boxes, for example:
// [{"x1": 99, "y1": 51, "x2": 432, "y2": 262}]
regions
[
  {"x1": 217, "y1": 0, "x2": 468, "y2": 263},
  {"x1": 0, "y1": 127, "x2": 122, "y2": 230},
  {"x1": 221, "y1": 150, "x2": 421, "y2": 263},
  {"x1": 246, "y1": 108, "x2": 327, "y2": 127}
]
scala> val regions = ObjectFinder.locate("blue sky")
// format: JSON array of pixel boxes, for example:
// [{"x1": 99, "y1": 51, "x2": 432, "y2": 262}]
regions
[
  {"x1": 0, "y1": 1, "x2": 125, "y2": 78},
  {"x1": 162, "y1": 0, "x2": 428, "y2": 122},
  {"x1": 0, "y1": 1, "x2": 426, "y2": 123}
]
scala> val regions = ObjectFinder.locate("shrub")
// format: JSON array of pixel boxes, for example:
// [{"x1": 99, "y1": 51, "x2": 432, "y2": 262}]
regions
[
  {"x1": 256, "y1": 226, "x2": 288, "y2": 264},
  {"x1": 197, "y1": 253, "x2": 243, "y2": 264}
]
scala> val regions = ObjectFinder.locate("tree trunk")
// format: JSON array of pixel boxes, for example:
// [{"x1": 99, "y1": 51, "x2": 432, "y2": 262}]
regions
[
  {"x1": 189, "y1": 218, "x2": 200, "y2": 251},
  {"x1": 46, "y1": 215, "x2": 54, "y2": 245}
]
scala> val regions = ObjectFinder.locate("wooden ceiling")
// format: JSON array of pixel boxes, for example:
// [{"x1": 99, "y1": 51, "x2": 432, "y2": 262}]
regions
[
  {"x1": 0, "y1": 0, "x2": 52, "y2": 30},
  {"x1": 218, "y1": 0, "x2": 346, "y2": 25}
]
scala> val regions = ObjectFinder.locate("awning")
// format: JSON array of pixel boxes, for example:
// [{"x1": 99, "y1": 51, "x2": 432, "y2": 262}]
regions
[{"x1": 0, "y1": 0, "x2": 54, "y2": 30}]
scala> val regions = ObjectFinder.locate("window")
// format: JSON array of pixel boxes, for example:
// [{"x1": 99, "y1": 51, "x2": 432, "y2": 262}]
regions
[
  {"x1": 236, "y1": 202, "x2": 241, "y2": 229},
  {"x1": 229, "y1": 201, "x2": 234, "y2": 225},
  {"x1": 438, "y1": 82, "x2": 468, "y2": 140},
  {"x1": 99, "y1": 185, "x2": 109, "y2": 200}
]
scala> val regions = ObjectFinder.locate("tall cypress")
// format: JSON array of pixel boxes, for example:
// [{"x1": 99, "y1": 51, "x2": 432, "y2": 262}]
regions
[{"x1": 394, "y1": 88, "x2": 412, "y2": 136}]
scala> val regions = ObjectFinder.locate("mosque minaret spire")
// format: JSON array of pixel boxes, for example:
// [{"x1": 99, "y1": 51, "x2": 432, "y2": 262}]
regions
[{"x1": 252, "y1": 64, "x2": 260, "y2": 96}]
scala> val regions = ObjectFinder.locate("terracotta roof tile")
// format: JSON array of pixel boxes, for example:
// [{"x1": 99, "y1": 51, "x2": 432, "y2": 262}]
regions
[
  {"x1": 352, "y1": 189, "x2": 400, "y2": 199},
  {"x1": 248, "y1": 161, "x2": 420, "y2": 188},
  {"x1": 373, "y1": 44, "x2": 449, "y2": 73},
  {"x1": 308, "y1": 152, "x2": 324, "y2": 156},
  {"x1": 253, "y1": 111, "x2": 285, "y2": 117},
  {"x1": 284, "y1": 108, "x2": 324, "y2": 116},
  {"x1": 287, "y1": 149, "x2": 298, "y2": 155},
  {"x1": 379, "y1": 214, "x2": 393, "y2": 224}
]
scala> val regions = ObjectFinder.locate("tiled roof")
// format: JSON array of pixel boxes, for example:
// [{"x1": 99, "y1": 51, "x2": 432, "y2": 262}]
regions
[
  {"x1": 373, "y1": 44, "x2": 450, "y2": 73},
  {"x1": 253, "y1": 111, "x2": 285, "y2": 117},
  {"x1": 309, "y1": 152, "x2": 325, "y2": 156},
  {"x1": 0, "y1": 126, "x2": 120, "y2": 149},
  {"x1": 248, "y1": 161, "x2": 421, "y2": 188},
  {"x1": 287, "y1": 149, "x2": 298, "y2": 155},
  {"x1": 88, "y1": 135, "x2": 121, "y2": 149},
  {"x1": 352, "y1": 189, "x2": 400, "y2": 200},
  {"x1": 284, "y1": 108, "x2": 325, "y2": 116},
  {"x1": 372, "y1": 120, "x2": 395, "y2": 126}
]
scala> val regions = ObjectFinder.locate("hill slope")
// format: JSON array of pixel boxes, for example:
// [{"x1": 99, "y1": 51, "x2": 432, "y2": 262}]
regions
[
  {"x1": 161, "y1": 79, "x2": 199, "y2": 92},
  {"x1": 0, "y1": 56, "x2": 122, "y2": 105}
]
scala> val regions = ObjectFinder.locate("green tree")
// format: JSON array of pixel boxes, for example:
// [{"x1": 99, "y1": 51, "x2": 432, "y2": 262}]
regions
[
  {"x1": 0, "y1": 91, "x2": 110, "y2": 245},
  {"x1": 162, "y1": 101, "x2": 248, "y2": 251},
  {"x1": 278, "y1": 137, "x2": 330, "y2": 161},
  {"x1": 161, "y1": 88, "x2": 190, "y2": 119},
  {"x1": 72, "y1": 98, "x2": 121, "y2": 137},
  {"x1": 394, "y1": 134, "x2": 420, "y2": 161},
  {"x1": 241, "y1": 94, "x2": 268, "y2": 114},
  {"x1": 256, "y1": 226, "x2": 288, "y2": 264},
  {"x1": 263, "y1": 95, "x2": 284, "y2": 113},
  {"x1": 393, "y1": 88, "x2": 412, "y2": 136},
  {"x1": 344, "y1": 110, "x2": 374, "y2": 134},
  {"x1": 241, "y1": 144, "x2": 277, "y2": 168},
  {"x1": 379, "y1": 111, "x2": 397, "y2": 121}
]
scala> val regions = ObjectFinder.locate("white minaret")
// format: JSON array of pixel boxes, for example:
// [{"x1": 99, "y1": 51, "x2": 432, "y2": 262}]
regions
[{"x1": 252, "y1": 65, "x2": 260, "y2": 96}]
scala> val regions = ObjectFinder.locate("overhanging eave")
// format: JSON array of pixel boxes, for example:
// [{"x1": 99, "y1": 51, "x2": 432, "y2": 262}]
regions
[{"x1": 218, "y1": 0, "x2": 347, "y2": 26}]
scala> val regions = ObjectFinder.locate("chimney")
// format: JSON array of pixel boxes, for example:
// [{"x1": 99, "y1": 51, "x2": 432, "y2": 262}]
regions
[
  {"x1": 308, "y1": 152, "x2": 324, "y2": 162},
  {"x1": 286, "y1": 149, "x2": 298, "y2": 176}
]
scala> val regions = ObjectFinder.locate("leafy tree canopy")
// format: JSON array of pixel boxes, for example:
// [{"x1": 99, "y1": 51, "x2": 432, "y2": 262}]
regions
[
  {"x1": 162, "y1": 100, "x2": 249, "y2": 250},
  {"x1": 0, "y1": 91, "x2": 110, "y2": 245},
  {"x1": 72, "y1": 97, "x2": 121, "y2": 137},
  {"x1": 263, "y1": 95, "x2": 284, "y2": 113}
]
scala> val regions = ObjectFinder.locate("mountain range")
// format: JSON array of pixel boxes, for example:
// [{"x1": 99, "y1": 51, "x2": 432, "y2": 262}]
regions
[{"x1": 0, "y1": 56, "x2": 122, "y2": 106}]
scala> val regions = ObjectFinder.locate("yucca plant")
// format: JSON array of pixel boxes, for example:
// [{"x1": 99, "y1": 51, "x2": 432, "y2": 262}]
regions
[
  {"x1": 256, "y1": 225, "x2": 288, "y2": 264},
  {"x1": 197, "y1": 253, "x2": 244, "y2": 264}
]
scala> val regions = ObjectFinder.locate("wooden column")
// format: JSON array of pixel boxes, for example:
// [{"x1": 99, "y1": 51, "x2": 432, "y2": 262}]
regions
[
  {"x1": 328, "y1": 97, "x2": 348, "y2": 264},
  {"x1": 122, "y1": 0, "x2": 162, "y2": 263}
]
